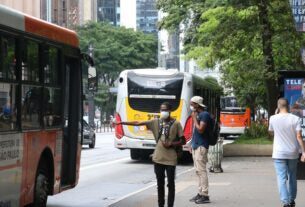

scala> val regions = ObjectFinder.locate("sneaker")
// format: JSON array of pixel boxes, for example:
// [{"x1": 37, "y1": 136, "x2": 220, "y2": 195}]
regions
[
  {"x1": 283, "y1": 205, "x2": 290, "y2": 207},
  {"x1": 290, "y1": 201, "x2": 295, "y2": 207},
  {"x1": 189, "y1": 194, "x2": 202, "y2": 202},
  {"x1": 195, "y1": 195, "x2": 210, "y2": 204}
]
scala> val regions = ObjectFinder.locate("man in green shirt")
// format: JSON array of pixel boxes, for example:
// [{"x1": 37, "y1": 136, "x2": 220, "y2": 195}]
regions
[{"x1": 116, "y1": 102, "x2": 185, "y2": 207}]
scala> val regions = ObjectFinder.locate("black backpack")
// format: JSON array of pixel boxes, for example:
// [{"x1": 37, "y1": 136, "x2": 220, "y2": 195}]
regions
[{"x1": 208, "y1": 115, "x2": 220, "y2": 146}]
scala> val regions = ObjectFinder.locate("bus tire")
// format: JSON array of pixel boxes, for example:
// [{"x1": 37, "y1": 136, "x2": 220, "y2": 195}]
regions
[
  {"x1": 89, "y1": 135, "x2": 96, "y2": 148},
  {"x1": 33, "y1": 173, "x2": 49, "y2": 207},
  {"x1": 130, "y1": 149, "x2": 140, "y2": 160}
]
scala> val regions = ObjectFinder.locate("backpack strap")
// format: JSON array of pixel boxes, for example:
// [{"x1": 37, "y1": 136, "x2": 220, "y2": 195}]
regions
[
  {"x1": 157, "y1": 119, "x2": 176, "y2": 141},
  {"x1": 157, "y1": 119, "x2": 162, "y2": 141}
]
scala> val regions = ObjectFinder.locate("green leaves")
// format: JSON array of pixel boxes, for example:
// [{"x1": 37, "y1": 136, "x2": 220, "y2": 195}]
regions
[
  {"x1": 158, "y1": 0, "x2": 305, "y2": 113},
  {"x1": 77, "y1": 22, "x2": 158, "y2": 115},
  {"x1": 77, "y1": 22, "x2": 158, "y2": 87}
]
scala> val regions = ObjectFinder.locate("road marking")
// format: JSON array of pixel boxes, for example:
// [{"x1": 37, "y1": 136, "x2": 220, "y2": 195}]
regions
[
  {"x1": 81, "y1": 157, "x2": 130, "y2": 171},
  {"x1": 108, "y1": 167, "x2": 195, "y2": 206}
]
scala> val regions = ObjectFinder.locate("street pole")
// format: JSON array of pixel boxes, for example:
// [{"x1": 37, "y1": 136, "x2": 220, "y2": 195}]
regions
[{"x1": 88, "y1": 44, "x2": 95, "y2": 128}]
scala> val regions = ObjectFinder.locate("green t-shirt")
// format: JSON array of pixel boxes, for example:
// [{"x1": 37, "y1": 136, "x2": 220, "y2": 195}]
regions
[{"x1": 144, "y1": 119, "x2": 184, "y2": 166}]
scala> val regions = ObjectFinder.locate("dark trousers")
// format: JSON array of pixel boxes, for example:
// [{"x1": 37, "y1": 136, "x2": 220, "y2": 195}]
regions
[{"x1": 154, "y1": 163, "x2": 176, "y2": 207}]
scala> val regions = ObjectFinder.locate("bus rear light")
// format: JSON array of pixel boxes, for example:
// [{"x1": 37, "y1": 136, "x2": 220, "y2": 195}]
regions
[
  {"x1": 115, "y1": 113, "x2": 124, "y2": 139},
  {"x1": 184, "y1": 116, "x2": 193, "y2": 142}
]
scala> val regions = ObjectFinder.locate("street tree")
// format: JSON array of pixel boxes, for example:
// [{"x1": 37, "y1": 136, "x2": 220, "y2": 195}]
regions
[
  {"x1": 157, "y1": 0, "x2": 305, "y2": 115},
  {"x1": 77, "y1": 21, "x2": 158, "y2": 87},
  {"x1": 77, "y1": 22, "x2": 158, "y2": 117}
]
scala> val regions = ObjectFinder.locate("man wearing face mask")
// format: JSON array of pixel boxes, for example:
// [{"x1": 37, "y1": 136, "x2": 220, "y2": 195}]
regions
[
  {"x1": 115, "y1": 102, "x2": 185, "y2": 207},
  {"x1": 189, "y1": 96, "x2": 211, "y2": 204}
]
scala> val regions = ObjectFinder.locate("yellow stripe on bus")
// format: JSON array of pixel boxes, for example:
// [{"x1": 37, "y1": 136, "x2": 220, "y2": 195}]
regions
[{"x1": 125, "y1": 98, "x2": 183, "y2": 139}]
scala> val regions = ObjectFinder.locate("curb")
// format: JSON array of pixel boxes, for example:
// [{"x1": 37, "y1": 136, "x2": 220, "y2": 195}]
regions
[{"x1": 223, "y1": 144, "x2": 272, "y2": 157}]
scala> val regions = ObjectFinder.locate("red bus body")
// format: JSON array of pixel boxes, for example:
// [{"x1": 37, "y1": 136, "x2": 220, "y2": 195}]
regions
[{"x1": 0, "y1": 5, "x2": 82, "y2": 206}]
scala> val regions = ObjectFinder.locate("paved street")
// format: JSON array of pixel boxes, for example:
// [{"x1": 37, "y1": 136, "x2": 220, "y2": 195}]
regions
[
  {"x1": 110, "y1": 157, "x2": 305, "y2": 207},
  {"x1": 47, "y1": 133, "x2": 305, "y2": 207},
  {"x1": 47, "y1": 132, "x2": 193, "y2": 207}
]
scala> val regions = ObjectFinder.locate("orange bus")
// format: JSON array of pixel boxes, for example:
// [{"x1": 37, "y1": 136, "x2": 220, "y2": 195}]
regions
[
  {"x1": 0, "y1": 5, "x2": 95, "y2": 207},
  {"x1": 220, "y1": 96, "x2": 251, "y2": 138}
]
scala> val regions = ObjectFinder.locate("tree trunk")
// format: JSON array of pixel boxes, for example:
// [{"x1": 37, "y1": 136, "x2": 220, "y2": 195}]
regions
[{"x1": 258, "y1": 0, "x2": 279, "y2": 117}]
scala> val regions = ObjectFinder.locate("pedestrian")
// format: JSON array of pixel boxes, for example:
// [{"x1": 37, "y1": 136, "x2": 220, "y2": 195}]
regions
[
  {"x1": 269, "y1": 98, "x2": 305, "y2": 207},
  {"x1": 188, "y1": 96, "x2": 211, "y2": 204},
  {"x1": 115, "y1": 102, "x2": 185, "y2": 207}
]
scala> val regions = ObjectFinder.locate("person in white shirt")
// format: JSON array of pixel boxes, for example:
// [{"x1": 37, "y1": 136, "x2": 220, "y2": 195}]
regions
[{"x1": 269, "y1": 98, "x2": 305, "y2": 207}]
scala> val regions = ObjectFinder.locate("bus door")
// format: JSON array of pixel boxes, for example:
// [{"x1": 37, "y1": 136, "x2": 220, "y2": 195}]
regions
[{"x1": 61, "y1": 57, "x2": 81, "y2": 187}]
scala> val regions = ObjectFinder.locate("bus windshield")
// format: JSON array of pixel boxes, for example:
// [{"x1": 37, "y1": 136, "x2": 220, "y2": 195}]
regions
[
  {"x1": 127, "y1": 72, "x2": 184, "y2": 113},
  {"x1": 220, "y1": 97, "x2": 245, "y2": 112}
]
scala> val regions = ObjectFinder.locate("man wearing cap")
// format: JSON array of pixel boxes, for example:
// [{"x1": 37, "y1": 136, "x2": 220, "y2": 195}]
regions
[{"x1": 189, "y1": 96, "x2": 211, "y2": 204}]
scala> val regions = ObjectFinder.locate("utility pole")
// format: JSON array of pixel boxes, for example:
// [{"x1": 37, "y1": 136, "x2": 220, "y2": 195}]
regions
[{"x1": 88, "y1": 44, "x2": 95, "y2": 128}]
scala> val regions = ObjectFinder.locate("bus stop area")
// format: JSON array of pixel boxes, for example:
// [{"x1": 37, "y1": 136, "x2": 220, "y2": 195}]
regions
[{"x1": 110, "y1": 157, "x2": 305, "y2": 207}]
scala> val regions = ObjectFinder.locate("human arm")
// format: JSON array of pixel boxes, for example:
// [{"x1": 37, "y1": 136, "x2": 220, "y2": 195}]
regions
[
  {"x1": 161, "y1": 122, "x2": 186, "y2": 149},
  {"x1": 191, "y1": 112, "x2": 207, "y2": 134},
  {"x1": 268, "y1": 116, "x2": 274, "y2": 140},
  {"x1": 116, "y1": 121, "x2": 146, "y2": 126},
  {"x1": 170, "y1": 123, "x2": 186, "y2": 147},
  {"x1": 295, "y1": 118, "x2": 305, "y2": 162},
  {"x1": 296, "y1": 130, "x2": 305, "y2": 162}
]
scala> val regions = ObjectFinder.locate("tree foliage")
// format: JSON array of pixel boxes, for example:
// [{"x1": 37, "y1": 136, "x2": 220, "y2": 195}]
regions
[
  {"x1": 158, "y1": 0, "x2": 305, "y2": 114},
  {"x1": 77, "y1": 22, "x2": 158, "y2": 115},
  {"x1": 77, "y1": 22, "x2": 158, "y2": 87}
]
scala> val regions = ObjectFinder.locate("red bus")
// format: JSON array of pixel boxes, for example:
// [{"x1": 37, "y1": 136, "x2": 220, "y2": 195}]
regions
[
  {"x1": 220, "y1": 96, "x2": 251, "y2": 138},
  {"x1": 0, "y1": 5, "x2": 95, "y2": 207}
]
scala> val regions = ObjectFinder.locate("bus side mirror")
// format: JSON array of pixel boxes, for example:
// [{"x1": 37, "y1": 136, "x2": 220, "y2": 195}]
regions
[
  {"x1": 81, "y1": 53, "x2": 94, "y2": 67},
  {"x1": 88, "y1": 66, "x2": 97, "y2": 92}
]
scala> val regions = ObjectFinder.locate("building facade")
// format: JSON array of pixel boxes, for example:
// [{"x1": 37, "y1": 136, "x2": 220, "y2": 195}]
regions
[
  {"x1": 120, "y1": 0, "x2": 158, "y2": 34},
  {"x1": 40, "y1": 0, "x2": 81, "y2": 29},
  {"x1": 136, "y1": 0, "x2": 158, "y2": 34},
  {"x1": 79, "y1": 0, "x2": 97, "y2": 24},
  {"x1": 97, "y1": 0, "x2": 120, "y2": 26},
  {"x1": 0, "y1": 0, "x2": 40, "y2": 18},
  {"x1": 0, "y1": 0, "x2": 96, "y2": 28}
]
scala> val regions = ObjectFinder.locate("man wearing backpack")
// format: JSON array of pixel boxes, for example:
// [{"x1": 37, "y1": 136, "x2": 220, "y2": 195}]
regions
[
  {"x1": 115, "y1": 102, "x2": 185, "y2": 207},
  {"x1": 189, "y1": 96, "x2": 211, "y2": 204}
]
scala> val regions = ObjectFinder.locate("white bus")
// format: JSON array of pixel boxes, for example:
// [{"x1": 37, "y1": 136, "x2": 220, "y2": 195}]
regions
[{"x1": 115, "y1": 69, "x2": 222, "y2": 160}]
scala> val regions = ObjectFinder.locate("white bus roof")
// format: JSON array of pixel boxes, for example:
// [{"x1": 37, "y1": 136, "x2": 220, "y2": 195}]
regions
[{"x1": 126, "y1": 68, "x2": 180, "y2": 75}]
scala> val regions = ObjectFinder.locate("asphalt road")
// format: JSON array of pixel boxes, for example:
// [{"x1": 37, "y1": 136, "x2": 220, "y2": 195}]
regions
[{"x1": 47, "y1": 132, "x2": 194, "y2": 207}]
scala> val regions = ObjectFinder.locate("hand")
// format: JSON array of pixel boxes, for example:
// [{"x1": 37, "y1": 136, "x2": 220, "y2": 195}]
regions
[
  {"x1": 162, "y1": 141, "x2": 172, "y2": 149},
  {"x1": 301, "y1": 153, "x2": 305, "y2": 162},
  {"x1": 191, "y1": 111, "x2": 197, "y2": 121},
  {"x1": 112, "y1": 121, "x2": 120, "y2": 125},
  {"x1": 188, "y1": 146, "x2": 192, "y2": 154}
]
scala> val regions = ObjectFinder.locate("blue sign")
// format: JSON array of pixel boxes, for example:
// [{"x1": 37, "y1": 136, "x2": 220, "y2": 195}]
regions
[
  {"x1": 284, "y1": 78, "x2": 305, "y2": 138},
  {"x1": 290, "y1": 0, "x2": 305, "y2": 31}
]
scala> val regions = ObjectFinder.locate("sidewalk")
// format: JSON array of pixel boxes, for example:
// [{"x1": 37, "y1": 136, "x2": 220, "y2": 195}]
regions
[{"x1": 109, "y1": 157, "x2": 305, "y2": 207}]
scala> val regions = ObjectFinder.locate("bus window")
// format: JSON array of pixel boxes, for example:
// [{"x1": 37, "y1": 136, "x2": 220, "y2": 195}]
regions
[
  {"x1": 194, "y1": 87, "x2": 200, "y2": 96},
  {"x1": 42, "y1": 46, "x2": 62, "y2": 128},
  {"x1": 0, "y1": 83, "x2": 17, "y2": 131},
  {"x1": 43, "y1": 88, "x2": 61, "y2": 127},
  {"x1": 44, "y1": 47, "x2": 60, "y2": 85},
  {"x1": 1, "y1": 36, "x2": 16, "y2": 80},
  {"x1": 21, "y1": 86, "x2": 41, "y2": 129},
  {"x1": 22, "y1": 40, "x2": 39, "y2": 82},
  {"x1": 127, "y1": 73, "x2": 184, "y2": 113}
]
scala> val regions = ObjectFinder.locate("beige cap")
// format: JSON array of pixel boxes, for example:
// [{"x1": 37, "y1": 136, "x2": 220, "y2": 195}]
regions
[{"x1": 191, "y1": 96, "x2": 206, "y2": 108}]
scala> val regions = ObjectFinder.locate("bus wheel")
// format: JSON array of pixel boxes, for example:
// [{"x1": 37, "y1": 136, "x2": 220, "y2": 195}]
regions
[
  {"x1": 33, "y1": 173, "x2": 49, "y2": 207},
  {"x1": 89, "y1": 135, "x2": 96, "y2": 148},
  {"x1": 130, "y1": 149, "x2": 140, "y2": 160}
]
